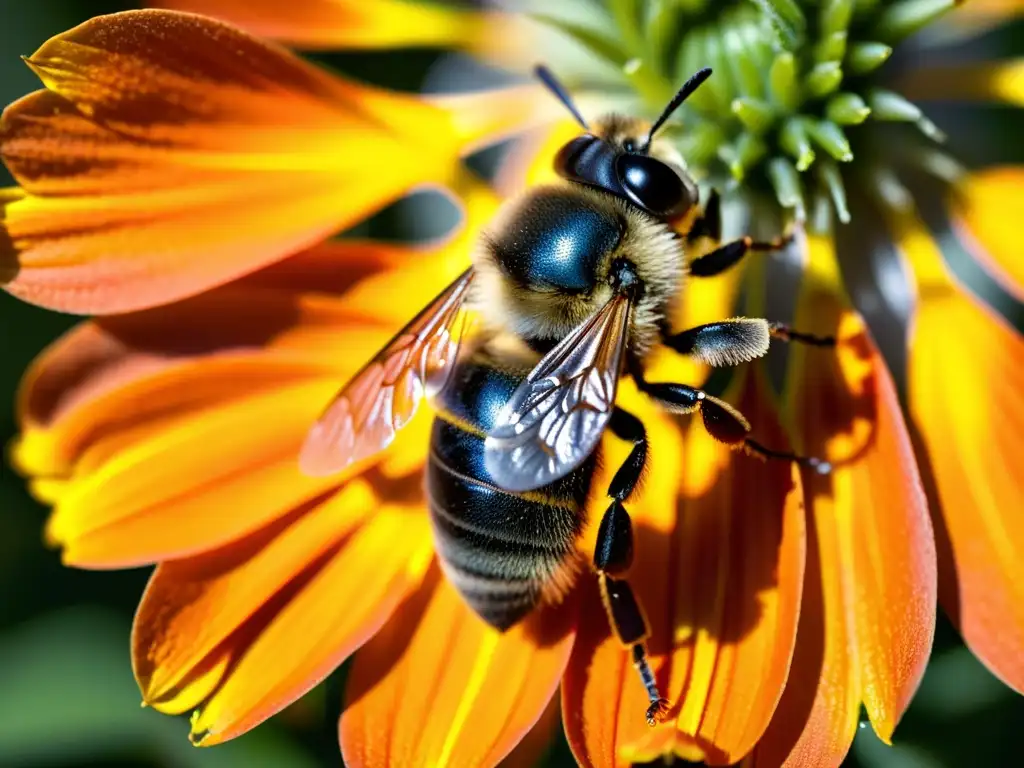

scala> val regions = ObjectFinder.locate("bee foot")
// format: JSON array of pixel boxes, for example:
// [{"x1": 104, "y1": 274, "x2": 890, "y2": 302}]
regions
[{"x1": 645, "y1": 698, "x2": 672, "y2": 726}]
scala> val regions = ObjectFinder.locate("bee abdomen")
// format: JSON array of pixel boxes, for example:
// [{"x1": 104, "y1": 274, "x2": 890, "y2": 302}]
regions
[{"x1": 427, "y1": 419, "x2": 590, "y2": 631}]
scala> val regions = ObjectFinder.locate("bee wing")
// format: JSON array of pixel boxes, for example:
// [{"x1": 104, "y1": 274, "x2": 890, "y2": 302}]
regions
[
  {"x1": 484, "y1": 294, "x2": 631, "y2": 492},
  {"x1": 299, "y1": 268, "x2": 474, "y2": 477}
]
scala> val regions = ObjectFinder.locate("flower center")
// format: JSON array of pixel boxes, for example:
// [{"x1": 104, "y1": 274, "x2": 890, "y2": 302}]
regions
[{"x1": 529, "y1": 0, "x2": 961, "y2": 229}]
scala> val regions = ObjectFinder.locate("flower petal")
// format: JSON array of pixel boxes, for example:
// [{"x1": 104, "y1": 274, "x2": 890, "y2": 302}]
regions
[
  {"x1": 752, "y1": 234, "x2": 937, "y2": 766},
  {"x1": 560, "y1": 381, "x2": 683, "y2": 768},
  {"x1": 12, "y1": 234, "x2": 479, "y2": 566},
  {"x1": 949, "y1": 167, "x2": 1024, "y2": 301},
  {"x1": 184, "y1": 505, "x2": 433, "y2": 745},
  {"x1": 563, "y1": 369, "x2": 804, "y2": 766},
  {"x1": 14, "y1": 283, "x2": 392, "y2": 479},
  {"x1": 340, "y1": 564, "x2": 576, "y2": 768},
  {"x1": 50, "y1": 378, "x2": 346, "y2": 567},
  {"x1": 133, "y1": 477, "x2": 378, "y2": 709},
  {"x1": 898, "y1": 58, "x2": 1024, "y2": 106},
  {"x1": 0, "y1": 10, "x2": 466, "y2": 313},
  {"x1": 500, "y1": 695, "x2": 561, "y2": 768},
  {"x1": 665, "y1": 369, "x2": 806, "y2": 765},
  {"x1": 892, "y1": 214, "x2": 1024, "y2": 693},
  {"x1": 152, "y1": 0, "x2": 495, "y2": 51}
]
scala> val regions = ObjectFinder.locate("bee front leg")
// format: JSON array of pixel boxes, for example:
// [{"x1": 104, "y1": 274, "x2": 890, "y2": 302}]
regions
[
  {"x1": 594, "y1": 408, "x2": 671, "y2": 727},
  {"x1": 685, "y1": 190, "x2": 792, "y2": 278},
  {"x1": 687, "y1": 232, "x2": 793, "y2": 277}
]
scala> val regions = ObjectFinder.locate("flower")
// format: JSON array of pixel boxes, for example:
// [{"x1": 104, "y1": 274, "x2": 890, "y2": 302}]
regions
[{"x1": 2, "y1": 2, "x2": 1022, "y2": 767}]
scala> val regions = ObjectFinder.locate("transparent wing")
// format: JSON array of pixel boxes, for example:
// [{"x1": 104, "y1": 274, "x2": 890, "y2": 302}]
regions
[
  {"x1": 484, "y1": 294, "x2": 631, "y2": 492},
  {"x1": 299, "y1": 268, "x2": 473, "y2": 477}
]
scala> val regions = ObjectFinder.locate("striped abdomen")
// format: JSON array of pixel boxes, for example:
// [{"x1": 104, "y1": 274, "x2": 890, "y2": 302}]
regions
[{"x1": 427, "y1": 347, "x2": 596, "y2": 631}]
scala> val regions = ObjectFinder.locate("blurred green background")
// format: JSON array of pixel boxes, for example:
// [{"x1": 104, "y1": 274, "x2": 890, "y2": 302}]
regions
[{"x1": 1, "y1": 2, "x2": 1023, "y2": 767}]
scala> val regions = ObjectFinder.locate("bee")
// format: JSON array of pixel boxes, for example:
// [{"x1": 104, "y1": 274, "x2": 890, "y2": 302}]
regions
[{"x1": 300, "y1": 66, "x2": 832, "y2": 726}]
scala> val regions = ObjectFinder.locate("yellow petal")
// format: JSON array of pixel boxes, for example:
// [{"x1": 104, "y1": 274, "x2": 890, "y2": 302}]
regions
[
  {"x1": 892, "y1": 212, "x2": 1024, "y2": 693},
  {"x1": 152, "y1": 0, "x2": 495, "y2": 50},
  {"x1": 949, "y1": 167, "x2": 1024, "y2": 300}
]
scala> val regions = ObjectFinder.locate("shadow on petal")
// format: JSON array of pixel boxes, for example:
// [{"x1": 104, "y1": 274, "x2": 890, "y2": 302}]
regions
[
  {"x1": 340, "y1": 563, "x2": 576, "y2": 768},
  {"x1": 564, "y1": 369, "x2": 806, "y2": 767},
  {"x1": 752, "y1": 234, "x2": 936, "y2": 767},
  {"x1": 174, "y1": 501, "x2": 434, "y2": 745}
]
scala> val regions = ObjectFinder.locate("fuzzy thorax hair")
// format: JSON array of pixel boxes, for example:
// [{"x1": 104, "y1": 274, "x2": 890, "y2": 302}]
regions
[{"x1": 471, "y1": 182, "x2": 685, "y2": 360}]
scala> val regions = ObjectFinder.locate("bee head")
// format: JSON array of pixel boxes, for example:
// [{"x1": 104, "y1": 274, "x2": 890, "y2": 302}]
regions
[{"x1": 535, "y1": 65, "x2": 711, "y2": 221}]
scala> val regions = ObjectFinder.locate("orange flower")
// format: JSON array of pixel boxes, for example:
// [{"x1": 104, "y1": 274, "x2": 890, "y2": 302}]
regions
[{"x1": 3, "y1": 2, "x2": 1023, "y2": 767}]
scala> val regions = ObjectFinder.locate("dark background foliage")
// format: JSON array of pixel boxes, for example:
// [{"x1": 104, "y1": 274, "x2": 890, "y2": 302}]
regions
[{"x1": 0, "y1": 1, "x2": 1021, "y2": 766}]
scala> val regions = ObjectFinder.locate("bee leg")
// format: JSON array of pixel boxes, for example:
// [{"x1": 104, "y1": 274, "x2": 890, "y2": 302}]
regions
[
  {"x1": 768, "y1": 322, "x2": 836, "y2": 346},
  {"x1": 663, "y1": 318, "x2": 835, "y2": 364},
  {"x1": 663, "y1": 318, "x2": 771, "y2": 366},
  {"x1": 634, "y1": 378, "x2": 832, "y2": 474},
  {"x1": 594, "y1": 408, "x2": 671, "y2": 727},
  {"x1": 687, "y1": 232, "x2": 792, "y2": 278},
  {"x1": 688, "y1": 188, "x2": 722, "y2": 242}
]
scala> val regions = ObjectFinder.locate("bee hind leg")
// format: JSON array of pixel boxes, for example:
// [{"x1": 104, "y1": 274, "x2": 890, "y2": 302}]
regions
[
  {"x1": 633, "y1": 377, "x2": 832, "y2": 474},
  {"x1": 662, "y1": 318, "x2": 835, "y2": 366},
  {"x1": 594, "y1": 408, "x2": 671, "y2": 727}
]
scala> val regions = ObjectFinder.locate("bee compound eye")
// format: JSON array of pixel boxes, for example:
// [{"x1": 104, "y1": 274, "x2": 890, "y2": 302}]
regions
[
  {"x1": 554, "y1": 135, "x2": 599, "y2": 181},
  {"x1": 614, "y1": 154, "x2": 693, "y2": 218}
]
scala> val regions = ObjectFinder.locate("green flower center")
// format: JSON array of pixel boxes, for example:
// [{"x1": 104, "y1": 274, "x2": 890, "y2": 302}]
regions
[{"x1": 529, "y1": 0, "x2": 961, "y2": 229}]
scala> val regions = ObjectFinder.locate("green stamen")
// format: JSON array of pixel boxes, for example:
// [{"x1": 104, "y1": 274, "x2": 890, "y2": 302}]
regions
[{"x1": 529, "y1": 0, "x2": 962, "y2": 230}]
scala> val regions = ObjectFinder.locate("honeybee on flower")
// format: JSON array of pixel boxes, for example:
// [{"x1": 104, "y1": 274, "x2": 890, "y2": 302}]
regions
[{"x1": 0, "y1": 1, "x2": 1021, "y2": 767}]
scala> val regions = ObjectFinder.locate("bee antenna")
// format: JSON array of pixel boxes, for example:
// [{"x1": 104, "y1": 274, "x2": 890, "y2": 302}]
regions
[
  {"x1": 534, "y1": 64, "x2": 589, "y2": 130},
  {"x1": 643, "y1": 67, "x2": 713, "y2": 151}
]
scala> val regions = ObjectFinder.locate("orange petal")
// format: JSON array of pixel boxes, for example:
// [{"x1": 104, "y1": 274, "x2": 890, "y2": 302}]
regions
[
  {"x1": 898, "y1": 58, "x2": 1024, "y2": 105},
  {"x1": 561, "y1": 379, "x2": 683, "y2": 768},
  {"x1": 563, "y1": 369, "x2": 804, "y2": 766},
  {"x1": 14, "y1": 279, "x2": 397, "y2": 478},
  {"x1": 180, "y1": 505, "x2": 433, "y2": 744},
  {"x1": 500, "y1": 694, "x2": 562, "y2": 768},
  {"x1": 13, "y1": 232, "x2": 478, "y2": 567},
  {"x1": 340, "y1": 565, "x2": 576, "y2": 768},
  {"x1": 152, "y1": 0, "x2": 496, "y2": 50},
  {"x1": 133, "y1": 477, "x2": 377, "y2": 709},
  {"x1": 665, "y1": 369, "x2": 807, "y2": 765},
  {"x1": 892, "y1": 214, "x2": 1024, "y2": 693},
  {"x1": 752, "y1": 234, "x2": 937, "y2": 766},
  {"x1": 0, "y1": 10, "x2": 467, "y2": 313},
  {"x1": 949, "y1": 167, "x2": 1024, "y2": 301},
  {"x1": 49, "y1": 378, "x2": 348, "y2": 567}
]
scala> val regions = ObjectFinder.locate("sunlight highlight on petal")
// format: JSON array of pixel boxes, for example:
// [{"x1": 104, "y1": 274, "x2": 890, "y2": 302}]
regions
[
  {"x1": 153, "y1": 0, "x2": 492, "y2": 50},
  {"x1": 662, "y1": 370, "x2": 805, "y2": 766},
  {"x1": 891, "y1": 213, "x2": 1024, "y2": 694},
  {"x1": 340, "y1": 566, "x2": 576, "y2": 768},
  {"x1": 0, "y1": 10, "x2": 471, "y2": 313},
  {"x1": 950, "y1": 167, "x2": 1024, "y2": 300},
  {"x1": 565, "y1": 370, "x2": 803, "y2": 766}
]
